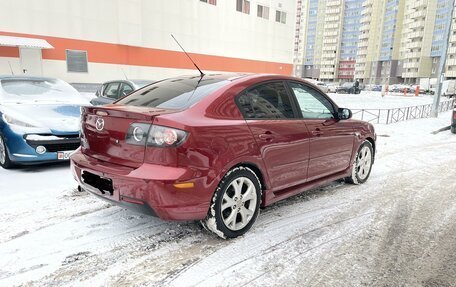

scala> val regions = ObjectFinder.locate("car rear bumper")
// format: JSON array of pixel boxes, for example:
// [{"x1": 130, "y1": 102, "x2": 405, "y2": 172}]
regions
[{"x1": 70, "y1": 150, "x2": 212, "y2": 221}]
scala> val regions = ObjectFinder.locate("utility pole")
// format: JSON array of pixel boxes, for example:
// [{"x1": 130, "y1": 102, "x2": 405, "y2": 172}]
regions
[{"x1": 432, "y1": 0, "x2": 456, "y2": 117}]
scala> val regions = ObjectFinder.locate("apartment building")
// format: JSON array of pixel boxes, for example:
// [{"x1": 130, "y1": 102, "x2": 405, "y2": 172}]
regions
[
  {"x1": 355, "y1": 0, "x2": 385, "y2": 83},
  {"x1": 293, "y1": 0, "x2": 325, "y2": 78},
  {"x1": 446, "y1": 9, "x2": 456, "y2": 77},
  {"x1": 338, "y1": 0, "x2": 363, "y2": 80},
  {"x1": 294, "y1": 0, "x2": 455, "y2": 84},
  {"x1": 400, "y1": 0, "x2": 437, "y2": 83},
  {"x1": 0, "y1": 0, "x2": 296, "y2": 83},
  {"x1": 430, "y1": 0, "x2": 455, "y2": 78},
  {"x1": 320, "y1": 0, "x2": 344, "y2": 80}
]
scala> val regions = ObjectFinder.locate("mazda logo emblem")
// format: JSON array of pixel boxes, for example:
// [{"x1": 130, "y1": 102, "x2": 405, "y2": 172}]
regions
[{"x1": 95, "y1": 118, "x2": 105, "y2": 131}]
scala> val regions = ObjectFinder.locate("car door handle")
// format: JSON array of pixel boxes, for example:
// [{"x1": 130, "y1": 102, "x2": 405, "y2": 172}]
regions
[
  {"x1": 312, "y1": 128, "x2": 323, "y2": 136},
  {"x1": 259, "y1": 132, "x2": 274, "y2": 141}
]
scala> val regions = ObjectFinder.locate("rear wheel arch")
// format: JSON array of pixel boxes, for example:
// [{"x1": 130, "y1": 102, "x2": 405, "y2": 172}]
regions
[
  {"x1": 231, "y1": 162, "x2": 266, "y2": 192},
  {"x1": 365, "y1": 137, "x2": 376, "y2": 161}
]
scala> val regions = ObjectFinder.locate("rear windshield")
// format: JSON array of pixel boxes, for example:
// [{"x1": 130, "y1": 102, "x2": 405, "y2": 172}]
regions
[
  {"x1": 116, "y1": 76, "x2": 230, "y2": 109},
  {"x1": 1, "y1": 79, "x2": 77, "y2": 96},
  {"x1": 131, "y1": 80, "x2": 154, "y2": 88}
]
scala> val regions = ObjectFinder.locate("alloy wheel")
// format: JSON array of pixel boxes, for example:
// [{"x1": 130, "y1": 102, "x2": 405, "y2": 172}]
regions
[
  {"x1": 0, "y1": 136, "x2": 5, "y2": 165},
  {"x1": 356, "y1": 146, "x2": 372, "y2": 180},
  {"x1": 221, "y1": 177, "x2": 257, "y2": 231}
]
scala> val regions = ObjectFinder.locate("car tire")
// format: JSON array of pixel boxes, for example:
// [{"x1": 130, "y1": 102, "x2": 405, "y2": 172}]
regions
[
  {"x1": 202, "y1": 166, "x2": 262, "y2": 239},
  {"x1": 451, "y1": 126, "x2": 456, "y2": 134},
  {"x1": 0, "y1": 135, "x2": 14, "y2": 169},
  {"x1": 345, "y1": 140, "x2": 373, "y2": 185}
]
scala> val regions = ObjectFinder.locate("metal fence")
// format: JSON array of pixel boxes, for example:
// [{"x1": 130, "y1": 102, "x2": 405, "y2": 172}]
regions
[{"x1": 351, "y1": 98, "x2": 455, "y2": 124}]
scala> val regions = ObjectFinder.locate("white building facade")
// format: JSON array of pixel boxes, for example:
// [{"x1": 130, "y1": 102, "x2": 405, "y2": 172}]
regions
[{"x1": 0, "y1": 0, "x2": 296, "y2": 83}]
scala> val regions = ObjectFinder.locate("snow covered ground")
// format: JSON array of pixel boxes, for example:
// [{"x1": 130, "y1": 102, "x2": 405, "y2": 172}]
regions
[{"x1": 0, "y1": 95, "x2": 455, "y2": 286}]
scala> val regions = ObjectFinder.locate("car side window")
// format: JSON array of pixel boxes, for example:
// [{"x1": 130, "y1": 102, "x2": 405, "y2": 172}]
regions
[
  {"x1": 103, "y1": 82, "x2": 120, "y2": 99},
  {"x1": 119, "y1": 84, "x2": 134, "y2": 97},
  {"x1": 288, "y1": 82, "x2": 335, "y2": 119},
  {"x1": 237, "y1": 82, "x2": 296, "y2": 119}
]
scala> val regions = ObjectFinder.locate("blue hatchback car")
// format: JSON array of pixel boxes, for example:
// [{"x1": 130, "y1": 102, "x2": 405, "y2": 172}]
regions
[{"x1": 0, "y1": 76, "x2": 90, "y2": 169}]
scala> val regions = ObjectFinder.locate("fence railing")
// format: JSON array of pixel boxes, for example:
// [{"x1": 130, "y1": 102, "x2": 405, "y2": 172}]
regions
[{"x1": 350, "y1": 98, "x2": 455, "y2": 124}]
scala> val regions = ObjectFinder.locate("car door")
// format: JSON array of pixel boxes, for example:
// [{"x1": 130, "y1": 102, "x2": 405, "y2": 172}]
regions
[
  {"x1": 91, "y1": 82, "x2": 118, "y2": 105},
  {"x1": 237, "y1": 81, "x2": 311, "y2": 190},
  {"x1": 287, "y1": 81, "x2": 355, "y2": 181},
  {"x1": 118, "y1": 83, "x2": 134, "y2": 98}
]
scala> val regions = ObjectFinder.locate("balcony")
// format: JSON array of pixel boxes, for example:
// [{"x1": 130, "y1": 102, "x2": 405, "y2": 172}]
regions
[
  {"x1": 409, "y1": 30, "x2": 424, "y2": 39},
  {"x1": 360, "y1": 16, "x2": 371, "y2": 25},
  {"x1": 326, "y1": 8, "x2": 341, "y2": 14},
  {"x1": 404, "y1": 41, "x2": 423, "y2": 49},
  {"x1": 322, "y1": 45, "x2": 337, "y2": 51},
  {"x1": 409, "y1": 10, "x2": 427, "y2": 19},
  {"x1": 324, "y1": 23, "x2": 339, "y2": 29},
  {"x1": 358, "y1": 42, "x2": 369, "y2": 49},
  {"x1": 446, "y1": 58, "x2": 456, "y2": 66},
  {"x1": 326, "y1": 0, "x2": 341, "y2": 7},
  {"x1": 323, "y1": 38, "x2": 337, "y2": 44},
  {"x1": 359, "y1": 33, "x2": 369, "y2": 40},
  {"x1": 447, "y1": 47, "x2": 456, "y2": 54},
  {"x1": 406, "y1": 52, "x2": 422, "y2": 59},
  {"x1": 402, "y1": 71, "x2": 419, "y2": 78},
  {"x1": 408, "y1": 19, "x2": 426, "y2": 29},
  {"x1": 324, "y1": 31, "x2": 339, "y2": 37},
  {"x1": 321, "y1": 60, "x2": 336, "y2": 65},
  {"x1": 410, "y1": 0, "x2": 427, "y2": 9},
  {"x1": 403, "y1": 61, "x2": 420, "y2": 69},
  {"x1": 320, "y1": 68, "x2": 336, "y2": 73},
  {"x1": 326, "y1": 16, "x2": 340, "y2": 22}
]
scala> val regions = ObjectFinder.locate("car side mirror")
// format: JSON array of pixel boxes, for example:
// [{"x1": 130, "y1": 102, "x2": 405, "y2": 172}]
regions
[{"x1": 337, "y1": 108, "x2": 352, "y2": 120}]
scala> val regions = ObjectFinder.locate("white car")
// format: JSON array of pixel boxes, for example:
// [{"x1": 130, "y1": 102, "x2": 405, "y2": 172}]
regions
[{"x1": 304, "y1": 79, "x2": 329, "y2": 93}]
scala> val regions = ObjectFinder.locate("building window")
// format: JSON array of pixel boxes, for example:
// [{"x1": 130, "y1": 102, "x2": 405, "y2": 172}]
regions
[
  {"x1": 66, "y1": 50, "x2": 88, "y2": 73},
  {"x1": 236, "y1": 0, "x2": 250, "y2": 14},
  {"x1": 275, "y1": 10, "x2": 286, "y2": 24},
  {"x1": 257, "y1": 4, "x2": 269, "y2": 19},
  {"x1": 200, "y1": 0, "x2": 216, "y2": 5}
]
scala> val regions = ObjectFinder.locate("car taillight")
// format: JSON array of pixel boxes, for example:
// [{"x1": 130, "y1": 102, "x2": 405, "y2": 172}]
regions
[
  {"x1": 453, "y1": 111, "x2": 456, "y2": 119},
  {"x1": 147, "y1": 125, "x2": 188, "y2": 147},
  {"x1": 125, "y1": 123, "x2": 188, "y2": 147},
  {"x1": 126, "y1": 123, "x2": 151, "y2": 146}
]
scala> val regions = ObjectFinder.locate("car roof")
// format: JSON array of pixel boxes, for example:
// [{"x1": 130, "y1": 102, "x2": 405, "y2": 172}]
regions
[{"x1": 0, "y1": 75, "x2": 58, "y2": 81}]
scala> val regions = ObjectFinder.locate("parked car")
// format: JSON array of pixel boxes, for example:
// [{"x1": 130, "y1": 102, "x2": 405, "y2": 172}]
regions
[
  {"x1": 336, "y1": 82, "x2": 361, "y2": 94},
  {"x1": 315, "y1": 81, "x2": 329, "y2": 93},
  {"x1": 303, "y1": 79, "x2": 328, "y2": 93},
  {"x1": 451, "y1": 108, "x2": 456, "y2": 134},
  {"x1": 91, "y1": 80, "x2": 154, "y2": 105},
  {"x1": 71, "y1": 74, "x2": 376, "y2": 239},
  {"x1": 327, "y1": 83, "x2": 338, "y2": 93},
  {"x1": 0, "y1": 76, "x2": 90, "y2": 169}
]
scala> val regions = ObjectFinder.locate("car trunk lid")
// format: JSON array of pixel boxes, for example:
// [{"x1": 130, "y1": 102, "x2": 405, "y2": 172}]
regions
[{"x1": 81, "y1": 105, "x2": 177, "y2": 167}]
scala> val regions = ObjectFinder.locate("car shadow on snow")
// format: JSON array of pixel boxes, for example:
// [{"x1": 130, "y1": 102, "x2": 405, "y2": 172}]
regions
[{"x1": 7, "y1": 161, "x2": 70, "y2": 173}]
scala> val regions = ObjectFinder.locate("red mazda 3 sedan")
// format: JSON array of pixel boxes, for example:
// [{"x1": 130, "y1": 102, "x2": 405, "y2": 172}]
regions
[{"x1": 71, "y1": 74, "x2": 376, "y2": 238}]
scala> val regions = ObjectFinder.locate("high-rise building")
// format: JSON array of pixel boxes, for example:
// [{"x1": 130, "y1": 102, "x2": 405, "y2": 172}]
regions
[
  {"x1": 445, "y1": 10, "x2": 456, "y2": 77},
  {"x1": 294, "y1": 0, "x2": 456, "y2": 84},
  {"x1": 320, "y1": 0, "x2": 345, "y2": 80},
  {"x1": 355, "y1": 0, "x2": 385, "y2": 84},
  {"x1": 338, "y1": 0, "x2": 363, "y2": 80},
  {"x1": 430, "y1": 0, "x2": 455, "y2": 78},
  {"x1": 400, "y1": 0, "x2": 437, "y2": 83}
]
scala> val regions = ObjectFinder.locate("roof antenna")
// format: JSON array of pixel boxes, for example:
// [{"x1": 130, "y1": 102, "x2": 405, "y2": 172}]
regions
[
  {"x1": 171, "y1": 34, "x2": 205, "y2": 77},
  {"x1": 8, "y1": 61, "x2": 14, "y2": 75},
  {"x1": 120, "y1": 68, "x2": 129, "y2": 80}
]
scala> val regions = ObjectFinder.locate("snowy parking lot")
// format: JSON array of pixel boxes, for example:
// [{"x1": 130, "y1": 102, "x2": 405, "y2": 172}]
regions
[{"x1": 0, "y1": 94, "x2": 455, "y2": 286}]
